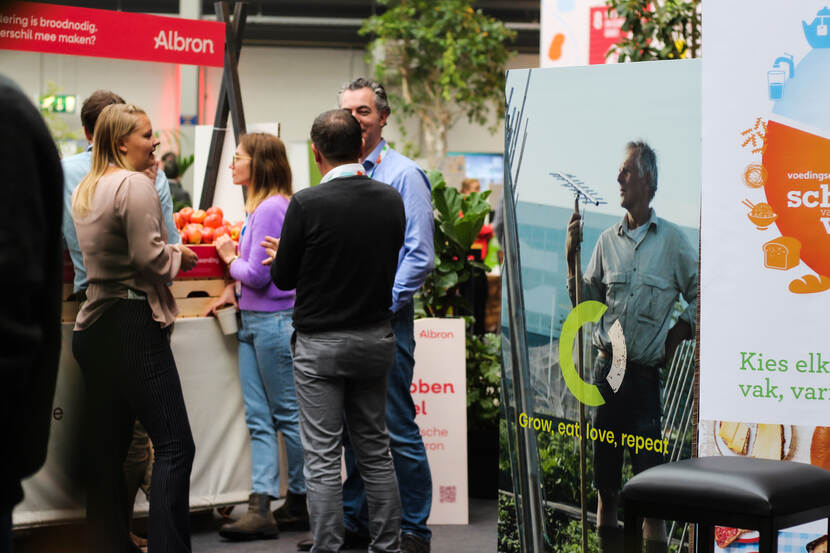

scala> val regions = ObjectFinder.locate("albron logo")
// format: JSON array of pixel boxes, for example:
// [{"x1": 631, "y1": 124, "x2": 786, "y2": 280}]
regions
[
  {"x1": 419, "y1": 329, "x2": 454, "y2": 339},
  {"x1": 153, "y1": 30, "x2": 215, "y2": 54}
]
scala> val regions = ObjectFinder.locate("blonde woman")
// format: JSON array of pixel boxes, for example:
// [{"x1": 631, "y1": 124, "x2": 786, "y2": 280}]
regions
[
  {"x1": 207, "y1": 133, "x2": 307, "y2": 540},
  {"x1": 71, "y1": 103, "x2": 198, "y2": 553}
]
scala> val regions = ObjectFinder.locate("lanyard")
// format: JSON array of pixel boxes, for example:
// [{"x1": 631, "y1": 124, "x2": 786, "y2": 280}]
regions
[{"x1": 366, "y1": 143, "x2": 389, "y2": 178}]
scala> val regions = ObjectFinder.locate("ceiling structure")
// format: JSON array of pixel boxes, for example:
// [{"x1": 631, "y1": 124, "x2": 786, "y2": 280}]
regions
[{"x1": 39, "y1": 0, "x2": 541, "y2": 53}]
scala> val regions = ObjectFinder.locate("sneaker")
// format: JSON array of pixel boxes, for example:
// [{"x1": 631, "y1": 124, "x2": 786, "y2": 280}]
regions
[
  {"x1": 218, "y1": 493, "x2": 279, "y2": 541},
  {"x1": 401, "y1": 533, "x2": 430, "y2": 553}
]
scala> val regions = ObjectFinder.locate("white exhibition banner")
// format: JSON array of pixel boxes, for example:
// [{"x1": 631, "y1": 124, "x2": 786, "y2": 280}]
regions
[
  {"x1": 540, "y1": 0, "x2": 621, "y2": 68},
  {"x1": 413, "y1": 318, "x2": 468, "y2": 525},
  {"x1": 700, "y1": 2, "x2": 830, "y2": 549}
]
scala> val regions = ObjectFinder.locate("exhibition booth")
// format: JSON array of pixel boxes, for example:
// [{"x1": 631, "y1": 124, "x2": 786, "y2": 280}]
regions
[{"x1": 2, "y1": 0, "x2": 471, "y2": 530}]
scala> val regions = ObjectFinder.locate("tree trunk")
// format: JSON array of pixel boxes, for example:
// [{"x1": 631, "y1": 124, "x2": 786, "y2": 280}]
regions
[{"x1": 422, "y1": 118, "x2": 448, "y2": 169}]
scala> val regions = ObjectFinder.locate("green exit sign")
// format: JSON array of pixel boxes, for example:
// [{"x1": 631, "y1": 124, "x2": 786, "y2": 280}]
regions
[{"x1": 40, "y1": 94, "x2": 77, "y2": 114}]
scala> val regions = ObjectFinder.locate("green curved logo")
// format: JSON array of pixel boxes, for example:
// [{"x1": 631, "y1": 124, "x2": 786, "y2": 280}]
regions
[{"x1": 559, "y1": 301, "x2": 607, "y2": 406}]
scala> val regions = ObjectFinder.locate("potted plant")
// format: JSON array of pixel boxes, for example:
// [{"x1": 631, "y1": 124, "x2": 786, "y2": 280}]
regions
[{"x1": 415, "y1": 170, "x2": 501, "y2": 498}]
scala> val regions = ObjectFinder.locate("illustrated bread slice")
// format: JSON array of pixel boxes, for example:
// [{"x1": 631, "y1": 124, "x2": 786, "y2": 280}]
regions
[
  {"x1": 811, "y1": 427, "x2": 830, "y2": 470},
  {"x1": 763, "y1": 236, "x2": 801, "y2": 270},
  {"x1": 715, "y1": 526, "x2": 751, "y2": 548},
  {"x1": 718, "y1": 421, "x2": 739, "y2": 445},
  {"x1": 807, "y1": 534, "x2": 827, "y2": 553},
  {"x1": 726, "y1": 423, "x2": 751, "y2": 455},
  {"x1": 750, "y1": 424, "x2": 784, "y2": 460}
]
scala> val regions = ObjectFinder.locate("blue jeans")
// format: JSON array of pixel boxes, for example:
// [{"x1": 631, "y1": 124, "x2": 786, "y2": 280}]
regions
[
  {"x1": 342, "y1": 303, "x2": 432, "y2": 541},
  {"x1": 238, "y1": 309, "x2": 306, "y2": 497}
]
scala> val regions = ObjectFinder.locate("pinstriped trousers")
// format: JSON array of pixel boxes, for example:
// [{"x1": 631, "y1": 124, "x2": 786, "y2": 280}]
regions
[{"x1": 73, "y1": 300, "x2": 194, "y2": 553}]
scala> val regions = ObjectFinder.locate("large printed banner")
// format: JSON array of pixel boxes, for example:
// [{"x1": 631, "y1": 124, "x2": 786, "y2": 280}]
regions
[
  {"x1": 0, "y1": 1, "x2": 225, "y2": 66},
  {"x1": 700, "y1": 2, "x2": 830, "y2": 550},
  {"x1": 540, "y1": 0, "x2": 623, "y2": 67},
  {"x1": 502, "y1": 59, "x2": 700, "y2": 549}
]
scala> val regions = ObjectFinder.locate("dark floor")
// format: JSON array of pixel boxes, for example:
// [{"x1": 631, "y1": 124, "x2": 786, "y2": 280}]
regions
[{"x1": 13, "y1": 498, "x2": 497, "y2": 552}]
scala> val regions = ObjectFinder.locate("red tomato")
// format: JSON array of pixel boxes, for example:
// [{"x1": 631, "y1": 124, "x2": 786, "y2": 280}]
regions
[
  {"x1": 206, "y1": 206, "x2": 224, "y2": 220},
  {"x1": 203, "y1": 213, "x2": 223, "y2": 229},
  {"x1": 174, "y1": 212, "x2": 185, "y2": 230},
  {"x1": 179, "y1": 206, "x2": 194, "y2": 223},
  {"x1": 229, "y1": 226, "x2": 241, "y2": 241},
  {"x1": 185, "y1": 227, "x2": 202, "y2": 244},
  {"x1": 200, "y1": 227, "x2": 214, "y2": 244},
  {"x1": 190, "y1": 209, "x2": 207, "y2": 225},
  {"x1": 213, "y1": 226, "x2": 229, "y2": 240}
]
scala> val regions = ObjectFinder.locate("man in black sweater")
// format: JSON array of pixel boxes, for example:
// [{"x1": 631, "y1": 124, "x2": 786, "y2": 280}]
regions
[{"x1": 269, "y1": 109, "x2": 405, "y2": 553}]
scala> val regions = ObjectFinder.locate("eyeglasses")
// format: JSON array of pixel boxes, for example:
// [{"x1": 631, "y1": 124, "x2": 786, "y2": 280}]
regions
[{"x1": 232, "y1": 154, "x2": 251, "y2": 164}]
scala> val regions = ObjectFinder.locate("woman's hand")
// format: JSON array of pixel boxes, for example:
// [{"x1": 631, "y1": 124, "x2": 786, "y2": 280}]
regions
[
  {"x1": 203, "y1": 282, "x2": 238, "y2": 316},
  {"x1": 177, "y1": 244, "x2": 199, "y2": 272},
  {"x1": 214, "y1": 234, "x2": 237, "y2": 264},
  {"x1": 260, "y1": 236, "x2": 280, "y2": 265}
]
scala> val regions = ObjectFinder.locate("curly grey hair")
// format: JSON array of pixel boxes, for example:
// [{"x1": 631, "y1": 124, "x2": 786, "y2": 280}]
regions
[{"x1": 338, "y1": 77, "x2": 390, "y2": 116}]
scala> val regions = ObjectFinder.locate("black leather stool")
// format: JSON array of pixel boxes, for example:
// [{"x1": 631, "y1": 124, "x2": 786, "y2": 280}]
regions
[{"x1": 621, "y1": 456, "x2": 830, "y2": 553}]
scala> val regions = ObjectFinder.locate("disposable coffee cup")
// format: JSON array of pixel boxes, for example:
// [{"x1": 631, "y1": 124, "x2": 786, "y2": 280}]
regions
[{"x1": 215, "y1": 305, "x2": 239, "y2": 335}]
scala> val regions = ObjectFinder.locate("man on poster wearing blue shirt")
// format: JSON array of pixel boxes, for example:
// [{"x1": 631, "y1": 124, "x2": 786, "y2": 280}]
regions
[
  {"x1": 335, "y1": 78, "x2": 435, "y2": 553},
  {"x1": 62, "y1": 89, "x2": 180, "y2": 298}
]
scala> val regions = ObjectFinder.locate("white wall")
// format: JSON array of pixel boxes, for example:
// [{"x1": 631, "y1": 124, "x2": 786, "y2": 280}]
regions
[
  {"x1": 0, "y1": 50, "x2": 181, "y2": 135},
  {"x1": 2, "y1": 45, "x2": 537, "y2": 152}
]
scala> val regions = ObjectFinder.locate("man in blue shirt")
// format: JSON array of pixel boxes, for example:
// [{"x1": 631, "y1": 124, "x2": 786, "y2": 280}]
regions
[
  {"x1": 335, "y1": 78, "x2": 435, "y2": 553},
  {"x1": 63, "y1": 90, "x2": 179, "y2": 297}
]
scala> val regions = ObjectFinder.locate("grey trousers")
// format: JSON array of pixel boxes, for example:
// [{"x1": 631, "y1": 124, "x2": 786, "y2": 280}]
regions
[{"x1": 292, "y1": 322, "x2": 402, "y2": 553}]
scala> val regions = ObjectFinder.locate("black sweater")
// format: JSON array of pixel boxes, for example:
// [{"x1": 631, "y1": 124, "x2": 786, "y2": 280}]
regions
[{"x1": 272, "y1": 174, "x2": 405, "y2": 332}]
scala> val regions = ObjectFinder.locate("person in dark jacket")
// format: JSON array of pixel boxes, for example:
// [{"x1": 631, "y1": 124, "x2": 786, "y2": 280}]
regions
[{"x1": 0, "y1": 74, "x2": 63, "y2": 552}]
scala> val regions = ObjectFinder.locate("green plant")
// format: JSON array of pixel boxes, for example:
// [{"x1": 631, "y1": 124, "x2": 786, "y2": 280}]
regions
[
  {"x1": 415, "y1": 170, "x2": 491, "y2": 318},
  {"x1": 605, "y1": 0, "x2": 700, "y2": 62},
  {"x1": 498, "y1": 492, "x2": 522, "y2": 553},
  {"x1": 466, "y1": 332, "x2": 501, "y2": 431},
  {"x1": 157, "y1": 128, "x2": 195, "y2": 179},
  {"x1": 38, "y1": 81, "x2": 82, "y2": 155},
  {"x1": 360, "y1": 0, "x2": 515, "y2": 166}
]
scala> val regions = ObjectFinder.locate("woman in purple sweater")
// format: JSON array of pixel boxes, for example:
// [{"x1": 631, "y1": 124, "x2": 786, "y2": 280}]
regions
[{"x1": 208, "y1": 133, "x2": 307, "y2": 539}]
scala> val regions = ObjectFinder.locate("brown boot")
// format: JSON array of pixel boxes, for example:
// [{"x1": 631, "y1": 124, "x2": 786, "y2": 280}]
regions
[
  {"x1": 218, "y1": 493, "x2": 279, "y2": 541},
  {"x1": 273, "y1": 491, "x2": 310, "y2": 531}
]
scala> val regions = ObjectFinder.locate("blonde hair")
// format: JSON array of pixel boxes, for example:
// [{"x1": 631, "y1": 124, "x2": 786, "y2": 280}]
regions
[
  {"x1": 72, "y1": 103, "x2": 146, "y2": 218},
  {"x1": 240, "y1": 133, "x2": 293, "y2": 213}
]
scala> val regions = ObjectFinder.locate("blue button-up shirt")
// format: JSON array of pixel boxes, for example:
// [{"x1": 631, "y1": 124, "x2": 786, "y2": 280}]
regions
[
  {"x1": 62, "y1": 146, "x2": 180, "y2": 291},
  {"x1": 362, "y1": 139, "x2": 434, "y2": 313}
]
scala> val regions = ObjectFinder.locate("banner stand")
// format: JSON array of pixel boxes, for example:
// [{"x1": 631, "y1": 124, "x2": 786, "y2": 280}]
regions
[{"x1": 198, "y1": 1, "x2": 248, "y2": 210}]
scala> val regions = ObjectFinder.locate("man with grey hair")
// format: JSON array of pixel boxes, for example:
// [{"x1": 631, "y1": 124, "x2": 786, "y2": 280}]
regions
[
  {"x1": 332, "y1": 77, "x2": 435, "y2": 553},
  {"x1": 565, "y1": 140, "x2": 697, "y2": 553}
]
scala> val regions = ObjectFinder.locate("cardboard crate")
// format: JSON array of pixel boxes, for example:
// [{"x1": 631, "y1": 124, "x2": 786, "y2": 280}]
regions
[{"x1": 171, "y1": 278, "x2": 228, "y2": 318}]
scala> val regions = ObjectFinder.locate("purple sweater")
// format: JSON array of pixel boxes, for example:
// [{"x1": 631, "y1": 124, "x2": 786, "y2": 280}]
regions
[{"x1": 230, "y1": 194, "x2": 295, "y2": 312}]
